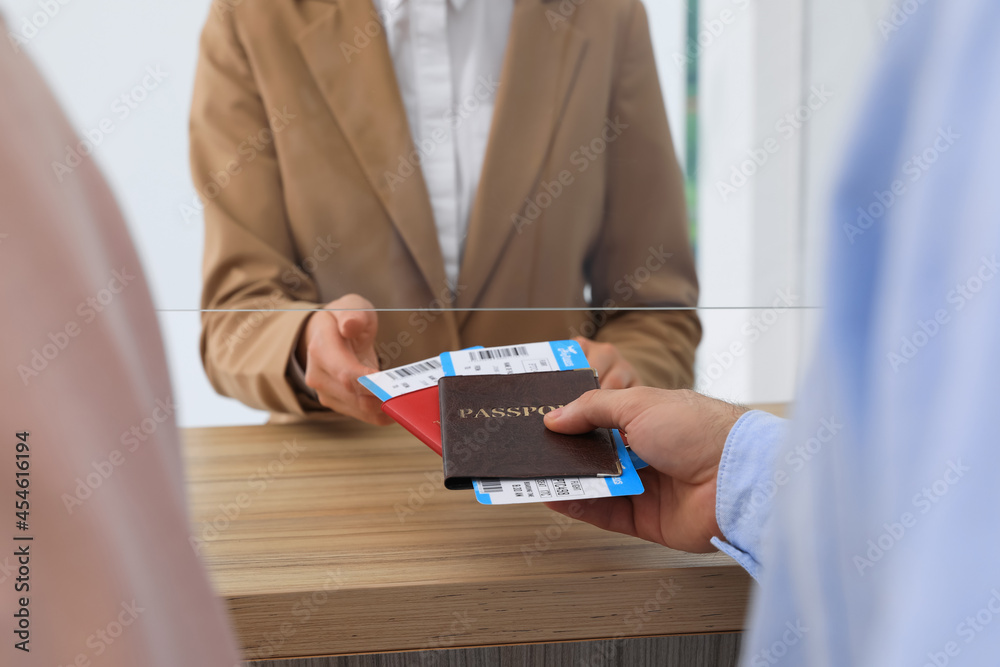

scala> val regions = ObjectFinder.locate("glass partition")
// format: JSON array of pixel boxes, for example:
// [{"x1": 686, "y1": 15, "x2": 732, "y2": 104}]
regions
[{"x1": 2, "y1": 0, "x2": 883, "y2": 425}]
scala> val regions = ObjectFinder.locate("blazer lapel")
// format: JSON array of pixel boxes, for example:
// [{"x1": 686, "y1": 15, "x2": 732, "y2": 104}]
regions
[
  {"x1": 296, "y1": 0, "x2": 454, "y2": 310},
  {"x1": 455, "y1": 0, "x2": 588, "y2": 326}
]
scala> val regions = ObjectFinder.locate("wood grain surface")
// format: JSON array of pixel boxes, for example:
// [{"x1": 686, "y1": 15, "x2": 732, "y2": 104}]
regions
[
  {"x1": 182, "y1": 404, "x2": 784, "y2": 659},
  {"x1": 252, "y1": 633, "x2": 743, "y2": 667}
]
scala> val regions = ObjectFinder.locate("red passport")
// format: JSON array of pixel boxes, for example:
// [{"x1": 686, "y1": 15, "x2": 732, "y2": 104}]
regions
[{"x1": 381, "y1": 386, "x2": 443, "y2": 456}]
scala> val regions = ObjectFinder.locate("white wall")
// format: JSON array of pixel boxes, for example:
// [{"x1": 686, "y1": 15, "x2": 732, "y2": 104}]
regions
[
  {"x1": 692, "y1": 0, "x2": 891, "y2": 405},
  {"x1": 800, "y1": 0, "x2": 894, "y2": 343},
  {"x1": 3, "y1": 0, "x2": 264, "y2": 427},
  {"x1": 693, "y1": 0, "x2": 804, "y2": 404},
  {"x1": 2, "y1": 0, "x2": 690, "y2": 427},
  {"x1": 646, "y1": 0, "x2": 688, "y2": 166}
]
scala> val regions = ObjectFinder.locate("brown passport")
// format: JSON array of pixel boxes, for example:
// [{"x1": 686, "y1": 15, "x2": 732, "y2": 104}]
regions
[{"x1": 438, "y1": 369, "x2": 622, "y2": 490}]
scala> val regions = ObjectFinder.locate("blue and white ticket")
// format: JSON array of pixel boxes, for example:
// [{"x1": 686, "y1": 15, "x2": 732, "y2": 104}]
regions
[
  {"x1": 357, "y1": 357, "x2": 445, "y2": 401},
  {"x1": 359, "y1": 347, "x2": 485, "y2": 401},
  {"x1": 439, "y1": 340, "x2": 589, "y2": 377},
  {"x1": 440, "y1": 342, "x2": 645, "y2": 505},
  {"x1": 472, "y1": 430, "x2": 644, "y2": 505}
]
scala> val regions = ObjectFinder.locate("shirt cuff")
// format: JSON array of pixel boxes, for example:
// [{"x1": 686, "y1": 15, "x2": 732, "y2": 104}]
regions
[
  {"x1": 710, "y1": 409, "x2": 789, "y2": 581},
  {"x1": 286, "y1": 349, "x2": 324, "y2": 410}
]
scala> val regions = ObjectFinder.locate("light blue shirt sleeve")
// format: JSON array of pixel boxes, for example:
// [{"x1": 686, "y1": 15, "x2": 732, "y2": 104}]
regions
[
  {"x1": 710, "y1": 410, "x2": 788, "y2": 581},
  {"x1": 740, "y1": 1, "x2": 1000, "y2": 665}
]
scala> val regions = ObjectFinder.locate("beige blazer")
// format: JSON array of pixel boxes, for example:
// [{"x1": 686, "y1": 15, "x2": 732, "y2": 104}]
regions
[{"x1": 191, "y1": 0, "x2": 701, "y2": 418}]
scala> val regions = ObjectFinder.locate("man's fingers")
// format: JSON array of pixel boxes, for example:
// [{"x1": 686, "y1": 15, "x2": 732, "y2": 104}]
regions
[
  {"x1": 331, "y1": 295, "x2": 378, "y2": 348},
  {"x1": 329, "y1": 293, "x2": 375, "y2": 313},
  {"x1": 337, "y1": 308, "x2": 377, "y2": 344},
  {"x1": 305, "y1": 312, "x2": 382, "y2": 420},
  {"x1": 573, "y1": 338, "x2": 637, "y2": 389},
  {"x1": 544, "y1": 388, "x2": 637, "y2": 434},
  {"x1": 309, "y1": 364, "x2": 392, "y2": 425},
  {"x1": 301, "y1": 295, "x2": 390, "y2": 426},
  {"x1": 544, "y1": 497, "x2": 638, "y2": 539},
  {"x1": 598, "y1": 362, "x2": 636, "y2": 390},
  {"x1": 355, "y1": 394, "x2": 395, "y2": 425},
  {"x1": 328, "y1": 395, "x2": 392, "y2": 426},
  {"x1": 575, "y1": 336, "x2": 611, "y2": 373},
  {"x1": 310, "y1": 318, "x2": 377, "y2": 378}
]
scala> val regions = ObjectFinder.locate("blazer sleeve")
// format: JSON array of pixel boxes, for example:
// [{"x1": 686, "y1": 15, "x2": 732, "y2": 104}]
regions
[
  {"x1": 587, "y1": 0, "x2": 702, "y2": 389},
  {"x1": 190, "y1": 2, "x2": 321, "y2": 415}
]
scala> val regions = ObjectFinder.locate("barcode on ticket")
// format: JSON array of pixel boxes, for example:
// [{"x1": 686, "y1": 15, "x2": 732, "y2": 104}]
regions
[
  {"x1": 384, "y1": 358, "x2": 441, "y2": 380},
  {"x1": 441, "y1": 340, "x2": 587, "y2": 378},
  {"x1": 478, "y1": 479, "x2": 503, "y2": 494},
  {"x1": 359, "y1": 353, "x2": 455, "y2": 401},
  {"x1": 473, "y1": 428, "x2": 644, "y2": 506},
  {"x1": 470, "y1": 346, "x2": 529, "y2": 361}
]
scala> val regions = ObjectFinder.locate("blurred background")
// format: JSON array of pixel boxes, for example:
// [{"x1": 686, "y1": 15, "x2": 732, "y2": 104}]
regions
[{"x1": 1, "y1": 0, "x2": 892, "y2": 426}]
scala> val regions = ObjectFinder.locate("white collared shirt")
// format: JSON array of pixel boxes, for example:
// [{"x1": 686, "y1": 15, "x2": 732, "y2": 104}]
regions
[{"x1": 373, "y1": 0, "x2": 514, "y2": 289}]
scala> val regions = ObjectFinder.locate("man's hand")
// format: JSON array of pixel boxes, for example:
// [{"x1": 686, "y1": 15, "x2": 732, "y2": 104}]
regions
[
  {"x1": 543, "y1": 387, "x2": 747, "y2": 553},
  {"x1": 297, "y1": 294, "x2": 392, "y2": 425},
  {"x1": 573, "y1": 336, "x2": 640, "y2": 389}
]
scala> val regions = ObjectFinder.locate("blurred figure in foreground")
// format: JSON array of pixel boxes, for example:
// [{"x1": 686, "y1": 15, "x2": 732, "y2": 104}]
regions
[
  {"x1": 545, "y1": 0, "x2": 1000, "y2": 664},
  {"x1": 0, "y1": 20, "x2": 240, "y2": 667}
]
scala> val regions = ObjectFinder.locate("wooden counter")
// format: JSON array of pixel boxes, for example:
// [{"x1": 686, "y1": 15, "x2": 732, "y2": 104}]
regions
[{"x1": 182, "y1": 405, "x2": 784, "y2": 662}]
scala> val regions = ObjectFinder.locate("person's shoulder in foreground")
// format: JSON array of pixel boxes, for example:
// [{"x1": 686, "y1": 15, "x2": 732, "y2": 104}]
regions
[
  {"x1": 745, "y1": 0, "x2": 1000, "y2": 663},
  {"x1": 545, "y1": 0, "x2": 1000, "y2": 664},
  {"x1": 0, "y1": 27, "x2": 239, "y2": 667}
]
